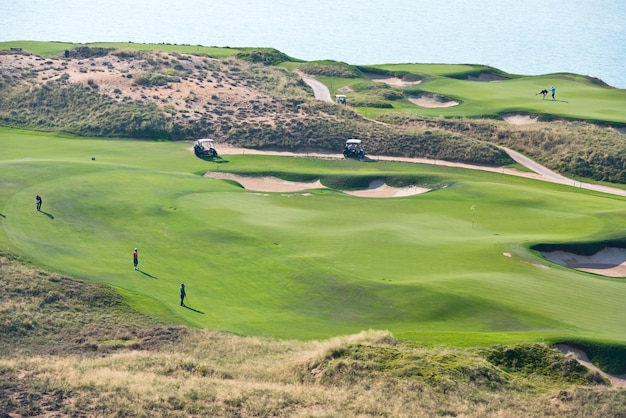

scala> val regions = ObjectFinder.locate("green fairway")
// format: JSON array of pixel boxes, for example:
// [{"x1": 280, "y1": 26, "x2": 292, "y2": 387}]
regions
[
  {"x1": 323, "y1": 64, "x2": 626, "y2": 123},
  {"x1": 2, "y1": 127, "x2": 626, "y2": 345},
  {"x1": 0, "y1": 40, "x2": 244, "y2": 59}
]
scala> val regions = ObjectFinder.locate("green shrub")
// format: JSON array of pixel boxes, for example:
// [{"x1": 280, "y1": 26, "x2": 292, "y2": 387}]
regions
[
  {"x1": 235, "y1": 48, "x2": 293, "y2": 65},
  {"x1": 133, "y1": 72, "x2": 179, "y2": 87},
  {"x1": 297, "y1": 61, "x2": 362, "y2": 78}
]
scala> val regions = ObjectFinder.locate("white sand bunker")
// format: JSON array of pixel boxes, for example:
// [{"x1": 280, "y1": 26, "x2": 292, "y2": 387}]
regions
[
  {"x1": 503, "y1": 113, "x2": 538, "y2": 125},
  {"x1": 408, "y1": 95, "x2": 459, "y2": 108},
  {"x1": 542, "y1": 247, "x2": 626, "y2": 277},
  {"x1": 204, "y1": 172, "x2": 324, "y2": 193},
  {"x1": 204, "y1": 173, "x2": 429, "y2": 198},
  {"x1": 366, "y1": 73, "x2": 422, "y2": 86},
  {"x1": 343, "y1": 179, "x2": 430, "y2": 198}
]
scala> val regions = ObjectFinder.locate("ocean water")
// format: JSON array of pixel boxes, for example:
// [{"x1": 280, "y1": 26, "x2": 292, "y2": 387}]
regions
[{"x1": 1, "y1": 0, "x2": 625, "y2": 88}]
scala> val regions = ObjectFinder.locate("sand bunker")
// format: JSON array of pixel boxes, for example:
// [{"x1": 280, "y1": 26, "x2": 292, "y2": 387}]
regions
[
  {"x1": 542, "y1": 247, "x2": 626, "y2": 277},
  {"x1": 204, "y1": 173, "x2": 429, "y2": 198},
  {"x1": 503, "y1": 114, "x2": 538, "y2": 125},
  {"x1": 408, "y1": 96, "x2": 459, "y2": 108},
  {"x1": 366, "y1": 73, "x2": 422, "y2": 86},
  {"x1": 204, "y1": 172, "x2": 324, "y2": 193},
  {"x1": 342, "y1": 179, "x2": 430, "y2": 198}
]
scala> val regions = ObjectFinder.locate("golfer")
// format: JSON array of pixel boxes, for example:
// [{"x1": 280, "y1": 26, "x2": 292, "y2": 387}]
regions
[
  {"x1": 180, "y1": 283, "x2": 186, "y2": 307},
  {"x1": 36, "y1": 195, "x2": 42, "y2": 211},
  {"x1": 133, "y1": 248, "x2": 139, "y2": 270},
  {"x1": 551, "y1": 86, "x2": 556, "y2": 100}
]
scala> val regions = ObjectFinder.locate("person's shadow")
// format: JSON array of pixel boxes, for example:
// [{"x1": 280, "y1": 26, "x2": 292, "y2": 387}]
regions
[
  {"x1": 40, "y1": 211, "x2": 54, "y2": 219},
  {"x1": 138, "y1": 270, "x2": 158, "y2": 279},
  {"x1": 0, "y1": 213, "x2": 6, "y2": 218},
  {"x1": 183, "y1": 305, "x2": 205, "y2": 314}
]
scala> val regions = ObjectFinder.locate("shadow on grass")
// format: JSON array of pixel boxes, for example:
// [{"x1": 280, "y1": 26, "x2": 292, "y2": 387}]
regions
[
  {"x1": 0, "y1": 213, "x2": 5, "y2": 218},
  {"x1": 138, "y1": 270, "x2": 158, "y2": 279},
  {"x1": 183, "y1": 304, "x2": 205, "y2": 314},
  {"x1": 40, "y1": 211, "x2": 54, "y2": 219}
]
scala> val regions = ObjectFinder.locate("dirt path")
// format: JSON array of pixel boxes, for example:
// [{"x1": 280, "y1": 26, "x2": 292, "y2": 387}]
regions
[
  {"x1": 556, "y1": 344, "x2": 626, "y2": 388},
  {"x1": 215, "y1": 143, "x2": 626, "y2": 198},
  {"x1": 297, "y1": 74, "x2": 626, "y2": 197},
  {"x1": 299, "y1": 72, "x2": 333, "y2": 103}
]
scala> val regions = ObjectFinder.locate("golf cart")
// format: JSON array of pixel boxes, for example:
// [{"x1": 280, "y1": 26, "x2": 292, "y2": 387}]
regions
[
  {"x1": 343, "y1": 139, "x2": 365, "y2": 159},
  {"x1": 194, "y1": 138, "x2": 219, "y2": 158}
]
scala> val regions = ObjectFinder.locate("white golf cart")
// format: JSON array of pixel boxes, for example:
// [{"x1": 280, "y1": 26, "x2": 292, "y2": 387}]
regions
[
  {"x1": 193, "y1": 138, "x2": 219, "y2": 158},
  {"x1": 343, "y1": 138, "x2": 365, "y2": 159}
]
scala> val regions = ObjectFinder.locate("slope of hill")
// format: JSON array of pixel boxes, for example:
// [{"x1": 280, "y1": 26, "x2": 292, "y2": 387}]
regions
[
  {"x1": 2, "y1": 250, "x2": 625, "y2": 417},
  {"x1": 2, "y1": 44, "x2": 626, "y2": 183}
]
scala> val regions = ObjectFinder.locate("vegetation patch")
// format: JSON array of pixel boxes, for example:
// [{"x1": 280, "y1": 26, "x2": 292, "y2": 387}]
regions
[
  {"x1": 0, "y1": 251, "x2": 184, "y2": 357},
  {"x1": 133, "y1": 71, "x2": 180, "y2": 87},
  {"x1": 235, "y1": 48, "x2": 295, "y2": 65},
  {"x1": 297, "y1": 60, "x2": 362, "y2": 78}
]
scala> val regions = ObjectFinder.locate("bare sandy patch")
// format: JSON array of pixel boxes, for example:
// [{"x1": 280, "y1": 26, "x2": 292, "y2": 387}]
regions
[
  {"x1": 204, "y1": 172, "x2": 429, "y2": 197},
  {"x1": 503, "y1": 114, "x2": 539, "y2": 125},
  {"x1": 366, "y1": 73, "x2": 422, "y2": 86},
  {"x1": 556, "y1": 344, "x2": 626, "y2": 388},
  {"x1": 0, "y1": 52, "x2": 284, "y2": 127},
  {"x1": 204, "y1": 172, "x2": 325, "y2": 193},
  {"x1": 542, "y1": 247, "x2": 626, "y2": 277},
  {"x1": 342, "y1": 179, "x2": 430, "y2": 198},
  {"x1": 408, "y1": 96, "x2": 459, "y2": 108}
]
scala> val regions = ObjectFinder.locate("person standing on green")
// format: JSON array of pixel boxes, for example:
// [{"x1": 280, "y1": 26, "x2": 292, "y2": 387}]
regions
[
  {"x1": 133, "y1": 248, "x2": 139, "y2": 270},
  {"x1": 551, "y1": 86, "x2": 556, "y2": 100},
  {"x1": 180, "y1": 283, "x2": 186, "y2": 307}
]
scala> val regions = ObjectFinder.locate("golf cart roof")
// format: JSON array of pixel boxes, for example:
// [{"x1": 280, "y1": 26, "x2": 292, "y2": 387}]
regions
[
  {"x1": 345, "y1": 139, "x2": 362, "y2": 145},
  {"x1": 197, "y1": 138, "x2": 214, "y2": 144}
]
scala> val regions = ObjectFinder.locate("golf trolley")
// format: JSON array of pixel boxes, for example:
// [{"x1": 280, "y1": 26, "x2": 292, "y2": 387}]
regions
[
  {"x1": 194, "y1": 138, "x2": 219, "y2": 159},
  {"x1": 343, "y1": 138, "x2": 365, "y2": 160}
]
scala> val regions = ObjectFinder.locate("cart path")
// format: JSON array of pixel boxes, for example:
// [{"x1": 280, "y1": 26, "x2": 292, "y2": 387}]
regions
[
  {"x1": 297, "y1": 74, "x2": 626, "y2": 198},
  {"x1": 502, "y1": 147, "x2": 626, "y2": 197},
  {"x1": 299, "y1": 72, "x2": 333, "y2": 103},
  {"x1": 217, "y1": 142, "x2": 626, "y2": 198}
]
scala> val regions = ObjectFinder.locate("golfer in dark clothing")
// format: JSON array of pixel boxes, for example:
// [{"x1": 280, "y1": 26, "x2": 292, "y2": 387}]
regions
[
  {"x1": 133, "y1": 248, "x2": 139, "y2": 270},
  {"x1": 36, "y1": 195, "x2": 42, "y2": 211},
  {"x1": 180, "y1": 283, "x2": 186, "y2": 306}
]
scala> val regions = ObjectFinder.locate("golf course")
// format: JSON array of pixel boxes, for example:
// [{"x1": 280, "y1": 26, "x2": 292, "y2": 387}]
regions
[
  {"x1": 2, "y1": 125, "x2": 626, "y2": 348},
  {"x1": 2, "y1": 41, "x2": 626, "y2": 416}
]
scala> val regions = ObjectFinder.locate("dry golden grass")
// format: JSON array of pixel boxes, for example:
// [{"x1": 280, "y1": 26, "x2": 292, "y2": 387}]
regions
[
  {"x1": 2, "y1": 327, "x2": 626, "y2": 417},
  {"x1": 2, "y1": 231, "x2": 626, "y2": 417}
]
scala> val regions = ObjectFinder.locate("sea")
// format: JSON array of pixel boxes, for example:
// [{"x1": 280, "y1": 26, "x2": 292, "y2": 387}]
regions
[{"x1": 1, "y1": 0, "x2": 625, "y2": 88}]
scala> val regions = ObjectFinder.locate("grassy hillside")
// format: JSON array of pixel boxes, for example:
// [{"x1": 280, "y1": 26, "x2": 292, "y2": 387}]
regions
[
  {"x1": 1, "y1": 250, "x2": 623, "y2": 417},
  {"x1": 2, "y1": 128, "x2": 626, "y2": 353},
  {"x1": 1, "y1": 41, "x2": 626, "y2": 184},
  {"x1": 359, "y1": 65, "x2": 625, "y2": 123}
]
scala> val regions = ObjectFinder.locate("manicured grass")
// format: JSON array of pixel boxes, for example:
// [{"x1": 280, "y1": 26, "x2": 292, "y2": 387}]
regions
[
  {"x1": 320, "y1": 64, "x2": 626, "y2": 124},
  {"x1": 0, "y1": 40, "x2": 243, "y2": 58},
  {"x1": 2, "y1": 127, "x2": 626, "y2": 345}
]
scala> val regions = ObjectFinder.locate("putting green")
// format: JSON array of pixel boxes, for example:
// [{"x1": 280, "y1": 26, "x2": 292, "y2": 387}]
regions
[{"x1": 2, "y1": 128, "x2": 626, "y2": 344}]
